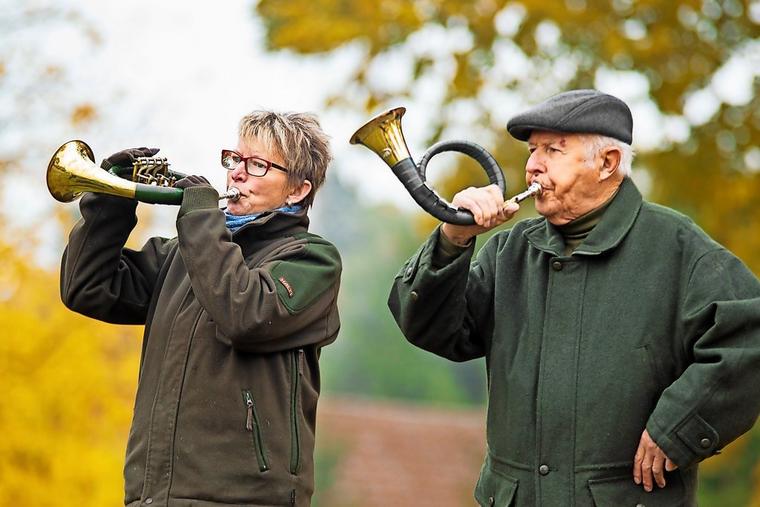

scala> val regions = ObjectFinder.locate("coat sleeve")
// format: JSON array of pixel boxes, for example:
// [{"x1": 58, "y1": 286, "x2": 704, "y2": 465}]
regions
[
  {"x1": 387, "y1": 226, "x2": 499, "y2": 362},
  {"x1": 60, "y1": 193, "x2": 176, "y2": 324},
  {"x1": 175, "y1": 188, "x2": 341, "y2": 354},
  {"x1": 646, "y1": 248, "x2": 760, "y2": 468}
]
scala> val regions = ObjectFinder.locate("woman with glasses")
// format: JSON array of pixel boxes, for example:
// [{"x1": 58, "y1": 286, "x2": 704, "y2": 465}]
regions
[{"x1": 59, "y1": 111, "x2": 341, "y2": 507}]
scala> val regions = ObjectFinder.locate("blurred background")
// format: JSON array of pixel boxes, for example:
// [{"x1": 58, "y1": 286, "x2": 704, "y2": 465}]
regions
[{"x1": 1, "y1": 0, "x2": 760, "y2": 505}]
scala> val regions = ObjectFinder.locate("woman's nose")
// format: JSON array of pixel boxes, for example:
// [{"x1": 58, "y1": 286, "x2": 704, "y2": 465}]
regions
[{"x1": 230, "y1": 163, "x2": 248, "y2": 181}]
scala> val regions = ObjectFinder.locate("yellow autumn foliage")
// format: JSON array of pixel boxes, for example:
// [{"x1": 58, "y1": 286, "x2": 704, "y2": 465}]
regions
[{"x1": 0, "y1": 222, "x2": 141, "y2": 505}]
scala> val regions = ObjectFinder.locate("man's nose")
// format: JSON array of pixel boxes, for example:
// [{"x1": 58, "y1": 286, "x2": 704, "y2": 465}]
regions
[{"x1": 525, "y1": 151, "x2": 544, "y2": 175}]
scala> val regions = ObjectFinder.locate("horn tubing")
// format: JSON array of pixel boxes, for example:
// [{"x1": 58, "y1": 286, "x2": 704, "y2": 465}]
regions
[
  {"x1": 408, "y1": 140, "x2": 507, "y2": 225},
  {"x1": 108, "y1": 164, "x2": 184, "y2": 205},
  {"x1": 349, "y1": 108, "x2": 513, "y2": 225},
  {"x1": 47, "y1": 140, "x2": 238, "y2": 206}
]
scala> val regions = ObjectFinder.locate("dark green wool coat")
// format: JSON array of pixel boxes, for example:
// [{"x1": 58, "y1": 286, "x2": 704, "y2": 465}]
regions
[
  {"x1": 61, "y1": 188, "x2": 341, "y2": 507},
  {"x1": 388, "y1": 178, "x2": 760, "y2": 506}
]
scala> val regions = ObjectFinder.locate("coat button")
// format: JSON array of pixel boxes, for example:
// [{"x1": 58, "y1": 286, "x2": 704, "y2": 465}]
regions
[
  {"x1": 405, "y1": 266, "x2": 414, "y2": 277},
  {"x1": 551, "y1": 261, "x2": 563, "y2": 271},
  {"x1": 488, "y1": 496, "x2": 495, "y2": 506},
  {"x1": 539, "y1": 464, "x2": 550, "y2": 475},
  {"x1": 700, "y1": 437, "x2": 711, "y2": 448},
  {"x1": 635, "y1": 504, "x2": 646, "y2": 507},
  {"x1": 144, "y1": 499, "x2": 153, "y2": 505},
  {"x1": 410, "y1": 290, "x2": 419, "y2": 301}
]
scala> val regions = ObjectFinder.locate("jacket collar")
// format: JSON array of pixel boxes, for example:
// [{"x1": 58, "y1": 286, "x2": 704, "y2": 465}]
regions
[
  {"x1": 232, "y1": 207, "x2": 310, "y2": 243},
  {"x1": 523, "y1": 177, "x2": 642, "y2": 257}
]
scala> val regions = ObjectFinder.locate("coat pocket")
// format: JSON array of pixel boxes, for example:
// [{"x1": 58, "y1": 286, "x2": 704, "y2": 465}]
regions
[
  {"x1": 242, "y1": 389, "x2": 270, "y2": 472},
  {"x1": 588, "y1": 473, "x2": 685, "y2": 506},
  {"x1": 289, "y1": 349, "x2": 303, "y2": 475},
  {"x1": 474, "y1": 466, "x2": 518, "y2": 507}
]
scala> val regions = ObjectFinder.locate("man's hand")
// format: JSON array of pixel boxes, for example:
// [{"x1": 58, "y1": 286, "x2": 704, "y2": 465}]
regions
[
  {"x1": 174, "y1": 175, "x2": 211, "y2": 190},
  {"x1": 101, "y1": 147, "x2": 160, "y2": 172},
  {"x1": 440, "y1": 184, "x2": 519, "y2": 246},
  {"x1": 633, "y1": 429, "x2": 678, "y2": 491}
]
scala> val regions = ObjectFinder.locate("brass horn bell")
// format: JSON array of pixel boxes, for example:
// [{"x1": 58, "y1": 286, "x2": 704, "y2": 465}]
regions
[
  {"x1": 46, "y1": 140, "x2": 241, "y2": 205},
  {"x1": 350, "y1": 107, "x2": 507, "y2": 225}
]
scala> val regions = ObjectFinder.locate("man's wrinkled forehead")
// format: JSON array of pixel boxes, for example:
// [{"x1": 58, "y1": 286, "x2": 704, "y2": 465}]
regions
[{"x1": 527, "y1": 130, "x2": 576, "y2": 147}]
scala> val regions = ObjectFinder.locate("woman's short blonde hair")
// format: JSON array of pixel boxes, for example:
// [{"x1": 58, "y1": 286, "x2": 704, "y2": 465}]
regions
[{"x1": 238, "y1": 111, "x2": 332, "y2": 208}]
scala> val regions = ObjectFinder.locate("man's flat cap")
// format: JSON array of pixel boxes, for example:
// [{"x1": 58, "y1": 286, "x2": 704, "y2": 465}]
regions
[{"x1": 507, "y1": 89, "x2": 633, "y2": 144}]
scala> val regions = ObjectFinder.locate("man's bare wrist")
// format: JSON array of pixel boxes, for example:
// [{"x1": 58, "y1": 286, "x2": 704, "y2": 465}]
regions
[{"x1": 440, "y1": 226, "x2": 474, "y2": 248}]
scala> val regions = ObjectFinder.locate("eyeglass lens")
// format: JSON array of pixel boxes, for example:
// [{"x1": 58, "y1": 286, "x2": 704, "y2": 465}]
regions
[{"x1": 221, "y1": 151, "x2": 269, "y2": 176}]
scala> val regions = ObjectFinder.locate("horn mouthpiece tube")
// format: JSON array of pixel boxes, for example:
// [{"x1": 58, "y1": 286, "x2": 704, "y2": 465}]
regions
[
  {"x1": 220, "y1": 187, "x2": 241, "y2": 202},
  {"x1": 507, "y1": 182, "x2": 542, "y2": 205}
]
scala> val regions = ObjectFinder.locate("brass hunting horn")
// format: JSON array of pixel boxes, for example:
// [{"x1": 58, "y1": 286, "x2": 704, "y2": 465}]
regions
[
  {"x1": 350, "y1": 107, "x2": 540, "y2": 225},
  {"x1": 46, "y1": 140, "x2": 240, "y2": 205}
]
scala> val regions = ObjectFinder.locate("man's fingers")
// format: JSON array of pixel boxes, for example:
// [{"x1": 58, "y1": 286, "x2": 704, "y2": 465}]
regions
[
  {"x1": 665, "y1": 458, "x2": 678, "y2": 472},
  {"x1": 652, "y1": 456, "x2": 667, "y2": 488},
  {"x1": 633, "y1": 437, "x2": 646, "y2": 484},
  {"x1": 639, "y1": 454, "x2": 654, "y2": 492},
  {"x1": 455, "y1": 195, "x2": 485, "y2": 225}
]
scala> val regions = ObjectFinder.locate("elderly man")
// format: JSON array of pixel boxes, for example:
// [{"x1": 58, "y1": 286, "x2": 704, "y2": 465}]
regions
[{"x1": 388, "y1": 90, "x2": 760, "y2": 506}]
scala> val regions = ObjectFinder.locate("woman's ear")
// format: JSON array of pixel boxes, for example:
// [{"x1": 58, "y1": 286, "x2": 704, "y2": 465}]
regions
[{"x1": 286, "y1": 180, "x2": 313, "y2": 205}]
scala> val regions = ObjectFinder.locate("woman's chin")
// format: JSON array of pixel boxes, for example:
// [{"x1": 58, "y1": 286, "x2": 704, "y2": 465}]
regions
[{"x1": 226, "y1": 203, "x2": 245, "y2": 216}]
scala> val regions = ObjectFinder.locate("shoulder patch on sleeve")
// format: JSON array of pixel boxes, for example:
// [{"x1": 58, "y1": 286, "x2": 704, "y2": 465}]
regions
[{"x1": 271, "y1": 237, "x2": 341, "y2": 314}]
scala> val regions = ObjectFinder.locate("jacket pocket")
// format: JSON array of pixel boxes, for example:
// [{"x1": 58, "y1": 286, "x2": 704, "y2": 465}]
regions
[
  {"x1": 242, "y1": 389, "x2": 270, "y2": 472},
  {"x1": 289, "y1": 349, "x2": 303, "y2": 475},
  {"x1": 474, "y1": 466, "x2": 518, "y2": 507},
  {"x1": 588, "y1": 473, "x2": 685, "y2": 506}
]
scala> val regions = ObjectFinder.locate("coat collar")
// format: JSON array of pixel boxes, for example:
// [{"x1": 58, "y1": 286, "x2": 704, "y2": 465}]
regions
[
  {"x1": 232, "y1": 207, "x2": 310, "y2": 242},
  {"x1": 523, "y1": 177, "x2": 642, "y2": 257}
]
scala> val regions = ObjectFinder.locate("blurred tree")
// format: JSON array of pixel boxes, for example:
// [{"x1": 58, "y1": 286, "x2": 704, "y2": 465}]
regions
[
  {"x1": 257, "y1": 0, "x2": 760, "y2": 269},
  {"x1": 256, "y1": 0, "x2": 760, "y2": 504},
  {"x1": 0, "y1": 2, "x2": 102, "y2": 175},
  {"x1": 0, "y1": 217, "x2": 141, "y2": 505},
  {"x1": 312, "y1": 175, "x2": 486, "y2": 405}
]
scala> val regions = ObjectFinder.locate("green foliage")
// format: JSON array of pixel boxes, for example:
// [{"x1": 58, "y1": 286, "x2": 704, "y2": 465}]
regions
[{"x1": 313, "y1": 176, "x2": 487, "y2": 406}]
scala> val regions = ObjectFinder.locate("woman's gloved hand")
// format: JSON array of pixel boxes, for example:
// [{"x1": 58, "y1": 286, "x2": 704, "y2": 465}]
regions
[
  {"x1": 175, "y1": 175, "x2": 212, "y2": 190},
  {"x1": 101, "y1": 147, "x2": 160, "y2": 171}
]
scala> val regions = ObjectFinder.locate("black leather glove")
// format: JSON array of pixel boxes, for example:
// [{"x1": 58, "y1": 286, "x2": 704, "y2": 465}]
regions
[
  {"x1": 100, "y1": 147, "x2": 160, "y2": 171},
  {"x1": 174, "y1": 175, "x2": 211, "y2": 190}
]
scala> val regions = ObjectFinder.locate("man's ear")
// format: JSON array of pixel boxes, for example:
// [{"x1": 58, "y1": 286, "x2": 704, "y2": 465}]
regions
[
  {"x1": 598, "y1": 147, "x2": 622, "y2": 181},
  {"x1": 286, "y1": 179, "x2": 313, "y2": 205}
]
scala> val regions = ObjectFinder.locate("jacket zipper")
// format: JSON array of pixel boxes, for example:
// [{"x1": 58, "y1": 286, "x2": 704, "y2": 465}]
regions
[
  {"x1": 289, "y1": 349, "x2": 303, "y2": 474},
  {"x1": 242, "y1": 389, "x2": 270, "y2": 472}
]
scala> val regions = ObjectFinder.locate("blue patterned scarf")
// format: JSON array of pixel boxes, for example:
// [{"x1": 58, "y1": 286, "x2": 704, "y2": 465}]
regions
[{"x1": 224, "y1": 205, "x2": 303, "y2": 233}]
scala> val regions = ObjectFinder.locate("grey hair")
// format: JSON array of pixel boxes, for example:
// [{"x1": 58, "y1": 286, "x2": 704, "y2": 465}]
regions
[
  {"x1": 238, "y1": 111, "x2": 332, "y2": 208},
  {"x1": 581, "y1": 134, "x2": 634, "y2": 177}
]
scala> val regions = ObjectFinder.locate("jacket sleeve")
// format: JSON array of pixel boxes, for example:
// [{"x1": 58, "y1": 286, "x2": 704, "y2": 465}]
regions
[
  {"x1": 387, "y1": 226, "x2": 499, "y2": 362},
  {"x1": 176, "y1": 188, "x2": 342, "y2": 354},
  {"x1": 647, "y1": 248, "x2": 760, "y2": 468},
  {"x1": 60, "y1": 193, "x2": 176, "y2": 324}
]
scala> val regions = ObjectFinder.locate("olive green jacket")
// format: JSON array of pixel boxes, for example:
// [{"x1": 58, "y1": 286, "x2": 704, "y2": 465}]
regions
[
  {"x1": 61, "y1": 188, "x2": 341, "y2": 507},
  {"x1": 388, "y1": 178, "x2": 760, "y2": 506}
]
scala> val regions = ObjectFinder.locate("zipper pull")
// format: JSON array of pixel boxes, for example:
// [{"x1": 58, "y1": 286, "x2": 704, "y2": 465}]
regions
[
  {"x1": 244, "y1": 391, "x2": 254, "y2": 431},
  {"x1": 297, "y1": 349, "x2": 304, "y2": 375}
]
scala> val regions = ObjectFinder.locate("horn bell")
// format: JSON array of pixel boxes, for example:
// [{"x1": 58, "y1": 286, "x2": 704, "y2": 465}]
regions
[
  {"x1": 46, "y1": 140, "x2": 137, "y2": 202},
  {"x1": 349, "y1": 107, "x2": 412, "y2": 168}
]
